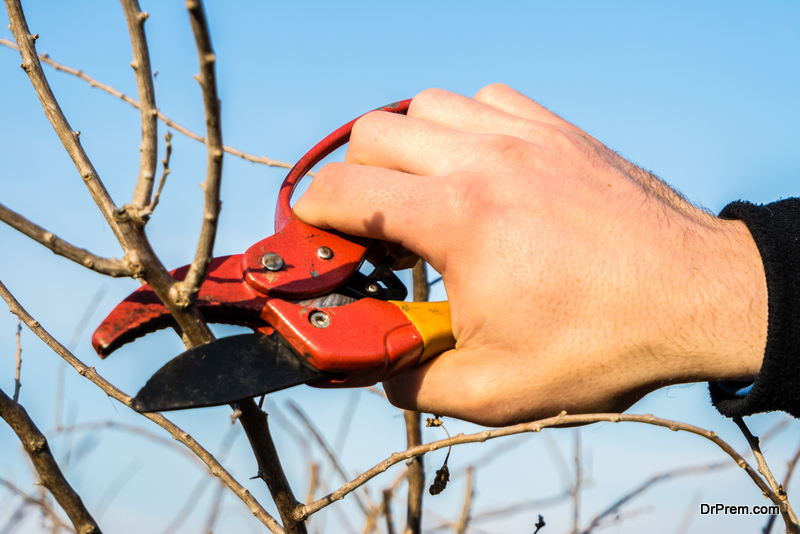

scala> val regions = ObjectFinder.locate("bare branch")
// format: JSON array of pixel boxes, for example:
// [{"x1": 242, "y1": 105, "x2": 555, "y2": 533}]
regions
[
  {"x1": 0, "y1": 37, "x2": 299, "y2": 171},
  {"x1": 0, "y1": 279, "x2": 284, "y2": 534},
  {"x1": 288, "y1": 401, "x2": 372, "y2": 517},
  {"x1": 177, "y1": 0, "x2": 223, "y2": 308},
  {"x1": 0, "y1": 386, "x2": 102, "y2": 534},
  {"x1": 4, "y1": 2, "x2": 124, "y2": 245},
  {"x1": 238, "y1": 400, "x2": 305, "y2": 534},
  {"x1": 0, "y1": 202, "x2": 132, "y2": 277},
  {"x1": 296, "y1": 412, "x2": 788, "y2": 521},
  {"x1": 455, "y1": 467, "x2": 474, "y2": 534},
  {"x1": 120, "y1": 0, "x2": 158, "y2": 209},
  {"x1": 13, "y1": 319, "x2": 22, "y2": 402},
  {"x1": 580, "y1": 461, "x2": 729, "y2": 534},
  {"x1": 0, "y1": 477, "x2": 74, "y2": 533},
  {"x1": 402, "y1": 411, "x2": 423, "y2": 534},
  {"x1": 382, "y1": 489, "x2": 396, "y2": 534},
  {"x1": 734, "y1": 417, "x2": 799, "y2": 532},
  {"x1": 765, "y1": 439, "x2": 800, "y2": 534},
  {"x1": 140, "y1": 131, "x2": 172, "y2": 218},
  {"x1": 571, "y1": 431, "x2": 581, "y2": 534}
]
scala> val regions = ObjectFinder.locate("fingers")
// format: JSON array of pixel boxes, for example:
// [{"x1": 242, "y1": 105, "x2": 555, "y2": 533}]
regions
[
  {"x1": 473, "y1": 83, "x2": 587, "y2": 136},
  {"x1": 292, "y1": 162, "x2": 447, "y2": 264},
  {"x1": 344, "y1": 112, "x2": 476, "y2": 177}
]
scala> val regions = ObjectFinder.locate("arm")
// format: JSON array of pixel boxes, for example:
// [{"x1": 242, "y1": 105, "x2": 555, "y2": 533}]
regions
[{"x1": 294, "y1": 84, "x2": 769, "y2": 427}]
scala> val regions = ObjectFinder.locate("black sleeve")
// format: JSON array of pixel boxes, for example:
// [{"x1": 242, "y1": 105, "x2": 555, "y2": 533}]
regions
[{"x1": 709, "y1": 198, "x2": 800, "y2": 417}]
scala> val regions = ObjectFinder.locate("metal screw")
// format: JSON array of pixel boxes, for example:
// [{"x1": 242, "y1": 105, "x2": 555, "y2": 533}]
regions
[
  {"x1": 316, "y1": 246, "x2": 333, "y2": 260},
  {"x1": 309, "y1": 311, "x2": 331, "y2": 329},
  {"x1": 261, "y1": 252, "x2": 285, "y2": 272},
  {"x1": 366, "y1": 283, "x2": 380, "y2": 294}
]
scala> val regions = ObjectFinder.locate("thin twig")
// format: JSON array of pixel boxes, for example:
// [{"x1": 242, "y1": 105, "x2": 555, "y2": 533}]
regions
[
  {"x1": 455, "y1": 467, "x2": 474, "y2": 534},
  {"x1": 4, "y1": 2, "x2": 124, "y2": 245},
  {"x1": 13, "y1": 319, "x2": 22, "y2": 402},
  {"x1": 306, "y1": 463, "x2": 321, "y2": 508},
  {"x1": 0, "y1": 386, "x2": 102, "y2": 534},
  {"x1": 177, "y1": 0, "x2": 223, "y2": 308},
  {"x1": 580, "y1": 461, "x2": 729, "y2": 534},
  {"x1": 287, "y1": 401, "x2": 373, "y2": 517},
  {"x1": 0, "y1": 279, "x2": 283, "y2": 534},
  {"x1": 140, "y1": 131, "x2": 172, "y2": 218},
  {"x1": 295, "y1": 411, "x2": 786, "y2": 522},
  {"x1": 0, "y1": 477, "x2": 74, "y2": 533},
  {"x1": 120, "y1": 0, "x2": 158, "y2": 209},
  {"x1": 403, "y1": 411, "x2": 423, "y2": 534},
  {"x1": 51, "y1": 421, "x2": 205, "y2": 469},
  {"x1": 572, "y1": 431, "x2": 581, "y2": 534},
  {"x1": 765, "y1": 439, "x2": 800, "y2": 534},
  {"x1": 383, "y1": 489, "x2": 396, "y2": 534},
  {"x1": 733, "y1": 416, "x2": 799, "y2": 532},
  {"x1": 0, "y1": 37, "x2": 299, "y2": 171},
  {"x1": 0, "y1": 202, "x2": 132, "y2": 277}
]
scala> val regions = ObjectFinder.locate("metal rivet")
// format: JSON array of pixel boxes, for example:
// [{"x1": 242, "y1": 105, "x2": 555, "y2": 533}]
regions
[
  {"x1": 309, "y1": 311, "x2": 330, "y2": 329},
  {"x1": 316, "y1": 246, "x2": 333, "y2": 260},
  {"x1": 261, "y1": 252, "x2": 284, "y2": 272},
  {"x1": 366, "y1": 283, "x2": 380, "y2": 294}
]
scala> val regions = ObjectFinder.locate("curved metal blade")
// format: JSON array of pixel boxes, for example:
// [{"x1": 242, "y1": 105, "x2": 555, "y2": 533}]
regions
[{"x1": 132, "y1": 333, "x2": 332, "y2": 412}]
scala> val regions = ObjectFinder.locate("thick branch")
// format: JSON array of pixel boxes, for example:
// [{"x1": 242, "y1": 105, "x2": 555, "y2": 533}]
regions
[
  {"x1": 4, "y1": 0, "x2": 124, "y2": 245},
  {"x1": 0, "y1": 279, "x2": 283, "y2": 533},
  {"x1": 403, "y1": 411, "x2": 423, "y2": 534},
  {"x1": 0, "y1": 387, "x2": 102, "y2": 534},
  {"x1": 120, "y1": 0, "x2": 158, "y2": 209},
  {"x1": 0, "y1": 202, "x2": 132, "y2": 277},
  {"x1": 296, "y1": 412, "x2": 785, "y2": 521},
  {"x1": 238, "y1": 400, "x2": 306, "y2": 534},
  {"x1": 178, "y1": 0, "x2": 223, "y2": 307},
  {"x1": 0, "y1": 37, "x2": 298, "y2": 171}
]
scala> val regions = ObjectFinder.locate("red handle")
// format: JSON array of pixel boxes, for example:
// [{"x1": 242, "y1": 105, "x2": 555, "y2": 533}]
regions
[{"x1": 242, "y1": 100, "x2": 411, "y2": 299}]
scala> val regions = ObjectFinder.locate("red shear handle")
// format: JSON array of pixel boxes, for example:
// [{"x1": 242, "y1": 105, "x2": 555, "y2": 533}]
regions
[{"x1": 241, "y1": 100, "x2": 412, "y2": 300}]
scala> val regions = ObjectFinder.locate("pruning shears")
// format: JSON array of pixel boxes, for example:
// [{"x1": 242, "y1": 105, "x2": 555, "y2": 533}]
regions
[{"x1": 91, "y1": 100, "x2": 456, "y2": 412}]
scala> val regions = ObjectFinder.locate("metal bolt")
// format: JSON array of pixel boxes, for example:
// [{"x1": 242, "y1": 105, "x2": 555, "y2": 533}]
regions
[
  {"x1": 366, "y1": 283, "x2": 380, "y2": 294},
  {"x1": 261, "y1": 252, "x2": 285, "y2": 272},
  {"x1": 316, "y1": 246, "x2": 333, "y2": 260},
  {"x1": 309, "y1": 311, "x2": 331, "y2": 329}
]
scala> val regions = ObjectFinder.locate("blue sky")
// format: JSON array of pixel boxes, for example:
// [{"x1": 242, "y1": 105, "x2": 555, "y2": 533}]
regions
[{"x1": 1, "y1": 2, "x2": 798, "y2": 533}]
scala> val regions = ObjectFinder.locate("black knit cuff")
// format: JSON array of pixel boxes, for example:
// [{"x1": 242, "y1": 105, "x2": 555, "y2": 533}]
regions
[{"x1": 709, "y1": 198, "x2": 800, "y2": 418}]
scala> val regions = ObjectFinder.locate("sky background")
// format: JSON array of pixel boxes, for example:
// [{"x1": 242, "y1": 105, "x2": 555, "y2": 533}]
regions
[{"x1": 1, "y1": 1, "x2": 799, "y2": 533}]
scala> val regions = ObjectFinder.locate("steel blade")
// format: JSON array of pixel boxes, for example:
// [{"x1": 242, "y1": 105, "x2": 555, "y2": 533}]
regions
[{"x1": 132, "y1": 332, "x2": 332, "y2": 412}]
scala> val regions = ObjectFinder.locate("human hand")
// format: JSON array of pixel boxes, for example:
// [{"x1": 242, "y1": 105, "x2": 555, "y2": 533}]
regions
[{"x1": 293, "y1": 84, "x2": 767, "y2": 426}]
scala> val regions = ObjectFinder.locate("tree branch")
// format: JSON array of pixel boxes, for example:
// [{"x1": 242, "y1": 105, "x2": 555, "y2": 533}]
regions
[
  {"x1": 454, "y1": 467, "x2": 474, "y2": 534},
  {"x1": 238, "y1": 400, "x2": 306, "y2": 534},
  {"x1": 0, "y1": 387, "x2": 102, "y2": 534},
  {"x1": 403, "y1": 411, "x2": 424, "y2": 534},
  {"x1": 0, "y1": 477, "x2": 74, "y2": 533},
  {"x1": 120, "y1": 0, "x2": 158, "y2": 209},
  {"x1": 580, "y1": 461, "x2": 729, "y2": 534},
  {"x1": 295, "y1": 412, "x2": 788, "y2": 523},
  {"x1": 140, "y1": 131, "x2": 172, "y2": 218},
  {"x1": 178, "y1": 0, "x2": 223, "y2": 307},
  {"x1": 0, "y1": 279, "x2": 284, "y2": 534},
  {"x1": 0, "y1": 202, "x2": 132, "y2": 277},
  {"x1": 13, "y1": 318, "x2": 22, "y2": 402},
  {"x1": 4, "y1": 0, "x2": 124, "y2": 246},
  {"x1": 0, "y1": 37, "x2": 299, "y2": 171},
  {"x1": 733, "y1": 417, "x2": 799, "y2": 532}
]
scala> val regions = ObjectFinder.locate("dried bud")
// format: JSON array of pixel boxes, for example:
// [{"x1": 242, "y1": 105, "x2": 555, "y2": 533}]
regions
[
  {"x1": 426, "y1": 416, "x2": 443, "y2": 427},
  {"x1": 429, "y1": 462, "x2": 450, "y2": 495}
]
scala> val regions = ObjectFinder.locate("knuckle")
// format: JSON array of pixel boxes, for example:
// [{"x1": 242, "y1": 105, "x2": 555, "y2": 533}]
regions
[
  {"x1": 408, "y1": 87, "x2": 450, "y2": 118},
  {"x1": 347, "y1": 111, "x2": 384, "y2": 163},
  {"x1": 474, "y1": 82, "x2": 513, "y2": 103}
]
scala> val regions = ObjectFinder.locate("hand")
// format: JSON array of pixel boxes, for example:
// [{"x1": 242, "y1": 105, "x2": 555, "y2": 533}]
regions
[{"x1": 293, "y1": 84, "x2": 767, "y2": 426}]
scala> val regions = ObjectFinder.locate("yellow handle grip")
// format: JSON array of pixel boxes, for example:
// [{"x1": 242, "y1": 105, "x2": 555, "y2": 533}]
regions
[{"x1": 390, "y1": 301, "x2": 455, "y2": 364}]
